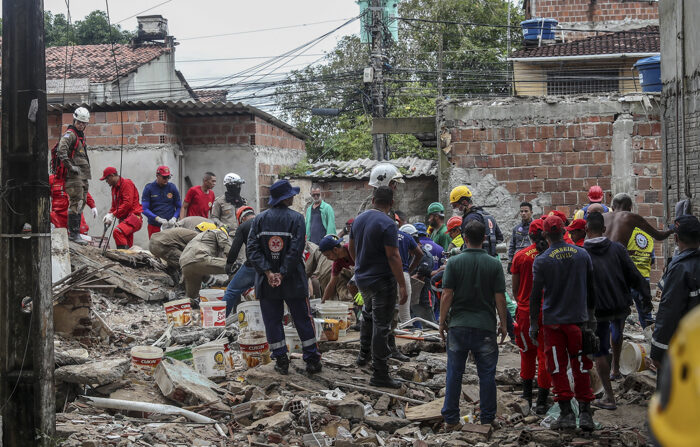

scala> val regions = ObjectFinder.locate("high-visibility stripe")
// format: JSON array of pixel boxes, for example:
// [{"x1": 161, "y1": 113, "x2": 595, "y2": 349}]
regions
[
  {"x1": 520, "y1": 332, "x2": 529, "y2": 352},
  {"x1": 690, "y1": 288, "x2": 700, "y2": 297},
  {"x1": 578, "y1": 354, "x2": 589, "y2": 373},
  {"x1": 551, "y1": 346, "x2": 560, "y2": 374},
  {"x1": 651, "y1": 338, "x2": 668, "y2": 350},
  {"x1": 301, "y1": 338, "x2": 318, "y2": 347},
  {"x1": 269, "y1": 340, "x2": 286, "y2": 350},
  {"x1": 258, "y1": 231, "x2": 292, "y2": 237}
]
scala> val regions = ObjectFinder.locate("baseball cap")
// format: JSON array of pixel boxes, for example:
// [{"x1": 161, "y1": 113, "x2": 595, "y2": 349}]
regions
[
  {"x1": 413, "y1": 222, "x2": 428, "y2": 236},
  {"x1": 548, "y1": 210, "x2": 569, "y2": 226},
  {"x1": 157, "y1": 166, "x2": 171, "y2": 177},
  {"x1": 529, "y1": 219, "x2": 544, "y2": 234},
  {"x1": 345, "y1": 218, "x2": 354, "y2": 226},
  {"x1": 566, "y1": 219, "x2": 586, "y2": 232},
  {"x1": 674, "y1": 215, "x2": 700, "y2": 237},
  {"x1": 318, "y1": 234, "x2": 342, "y2": 252},
  {"x1": 100, "y1": 166, "x2": 118, "y2": 180},
  {"x1": 544, "y1": 215, "x2": 564, "y2": 234}
]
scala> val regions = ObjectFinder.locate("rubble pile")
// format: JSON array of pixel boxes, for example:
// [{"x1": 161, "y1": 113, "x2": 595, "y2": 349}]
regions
[{"x1": 51, "y1": 244, "x2": 656, "y2": 446}]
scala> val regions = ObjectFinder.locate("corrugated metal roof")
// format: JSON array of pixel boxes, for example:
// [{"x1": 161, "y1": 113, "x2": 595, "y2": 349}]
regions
[
  {"x1": 290, "y1": 157, "x2": 437, "y2": 180},
  {"x1": 47, "y1": 100, "x2": 307, "y2": 140}
]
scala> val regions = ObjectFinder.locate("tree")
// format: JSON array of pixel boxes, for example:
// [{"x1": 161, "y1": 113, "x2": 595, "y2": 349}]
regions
[{"x1": 44, "y1": 10, "x2": 135, "y2": 47}]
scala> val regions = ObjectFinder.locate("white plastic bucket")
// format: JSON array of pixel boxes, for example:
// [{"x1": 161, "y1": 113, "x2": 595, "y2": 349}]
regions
[
  {"x1": 313, "y1": 318, "x2": 326, "y2": 341},
  {"x1": 620, "y1": 342, "x2": 649, "y2": 375},
  {"x1": 318, "y1": 302, "x2": 351, "y2": 337},
  {"x1": 192, "y1": 340, "x2": 231, "y2": 378},
  {"x1": 163, "y1": 299, "x2": 192, "y2": 327},
  {"x1": 200, "y1": 301, "x2": 227, "y2": 328},
  {"x1": 237, "y1": 301, "x2": 265, "y2": 332},
  {"x1": 285, "y1": 326, "x2": 302, "y2": 354},
  {"x1": 239, "y1": 334, "x2": 271, "y2": 368},
  {"x1": 130, "y1": 346, "x2": 163, "y2": 375},
  {"x1": 200, "y1": 288, "x2": 225, "y2": 302}
]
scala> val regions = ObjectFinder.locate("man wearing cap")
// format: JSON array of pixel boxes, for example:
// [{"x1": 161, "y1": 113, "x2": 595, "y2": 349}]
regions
[
  {"x1": 319, "y1": 235, "x2": 356, "y2": 303},
  {"x1": 415, "y1": 222, "x2": 444, "y2": 271},
  {"x1": 180, "y1": 223, "x2": 231, "y2": 301},
  {"x1": 574, "y1": 185, "x2": 610, "y2": 220},
  {"x1": 101, "y1": 167, "x2": 143, "y2": 249},
  {"x1": 529, "y1": 215, "x2": 596, "y2": 431},
  {"x1": 222, "y1": 206, "x2": 257, "y2": 316},
  {"x1": 546, "y1": 210, "x2": 576, "y2": 245},
  {"x1": 651, "y1": 215, "x2": 700, "y2": 374},
  {"x1": 427, "y1": 202, "x2": 451, "y2": 251},
  {"x1": 566, "y1": 219, "x2": 587, "y2": 247},
  {"x1": 183, "y1": 172, "x2": 216, "y2": 218},
  {"x1": 446, "y1": 216, "x2": 464, "y2": 252},
  {"x1": 508, "y1": 202, "x2": 534, "y2": 269},
  {"x1": 337, "y1": 218, "x2": 354, "y2": 241},
  {"x1": 149, "y1": 225, "x2": 205, "y2": 284},
  {"x1": 450, "y1": 185, "x2": 503, "y2": 257},
  {"x1": 306, "y1": 184, "x2": 336, "y2": 245},
  {"x1": 212, "y1": 173, "x2": 246, "y2": 230},
  {"x1": 247, "y1": 179, "x2": 322, "y2": 375},
  {"x1": 141, "y1": 166, "x2": 182, "y2": 238}
]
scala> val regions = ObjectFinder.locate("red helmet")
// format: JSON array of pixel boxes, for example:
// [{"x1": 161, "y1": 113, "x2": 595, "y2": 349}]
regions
[
  {"x1": 446, "y1": 216, "x2": 463, "y2": 231},
  {"x1": 235, "y1": 206, "x2": 254, "y2": 224},
  {"x1": 588, "y1": 185, "x2": 604, "y2": 203}
]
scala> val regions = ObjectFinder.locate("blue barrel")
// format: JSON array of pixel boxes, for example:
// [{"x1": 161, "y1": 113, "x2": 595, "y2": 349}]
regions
[
  {"x1": 633, "y1": 56, "x2": 661, "y2": 92},
  {"x1": 521, "y1": 18, "x2": 558, "y2": 41}
]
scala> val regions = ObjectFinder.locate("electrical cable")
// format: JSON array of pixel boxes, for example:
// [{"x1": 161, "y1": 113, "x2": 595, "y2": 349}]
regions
[
  {"x1": 115, "y1": 0, "x2": 174, "y2": 24},
  {"x1": 178, "y1": 17, "x2": 355, "y2": 41}
]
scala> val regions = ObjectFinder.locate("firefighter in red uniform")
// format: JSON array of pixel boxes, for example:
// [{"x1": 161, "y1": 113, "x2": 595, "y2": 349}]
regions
[
  {"x1": 100, "y1": 167, "x2": 143, "y2": 248},
  {"x1": 49, "y1": 174, "x2": 97, "y2": 235}
]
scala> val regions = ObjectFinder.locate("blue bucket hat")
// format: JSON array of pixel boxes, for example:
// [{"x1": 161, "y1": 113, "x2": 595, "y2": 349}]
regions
[
  {"x1": 414, "y1": 222, "x2": 428, "y2": 236},
  {"x1": 318, "y1": 234, "x2": 342, "y2": 252},
  {"x1": 268, "y1": 179, "x2": 300, "y2": 206}
]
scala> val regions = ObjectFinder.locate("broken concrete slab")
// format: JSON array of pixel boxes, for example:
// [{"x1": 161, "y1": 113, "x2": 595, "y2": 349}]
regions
[
  {"x1": 331, "y1": 398, "x2": 365, "y2": 420},
  {"x1": 154, "y1": 358, "x2": 226, "y2": 409},
  {"x1": 250, "y1": 411, "x2": 294, "y2": 431},
  {"x1": 54, "y1": 290, "x2": 92, "y2": 337},
  {"x1": 52, "y1": 228, "x2": 71, "y2": 284},
  {"x1": 55, "y1": 358, "x2": 129, "y2": 386},
  {"x1": 405, "y1": 397, "x2": 445, "y2": 422},
  {"x1": 365, "y1": 415, "x2": 412, "y2": 432}
]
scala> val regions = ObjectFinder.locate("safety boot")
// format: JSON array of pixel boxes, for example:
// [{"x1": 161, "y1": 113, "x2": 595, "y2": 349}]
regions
[
  {"x1": 356, "y1": 350, "x2": 370, "y2": 366},
  {"x1": 116, "y1": 245, "x2": 129, "y2": 249},
  {"x1": 388, "y1": 333, "x2": 410, "y2": 362},
  {"x1": 550, "y1": 400, "x2": 576, "y2": 430},
  {"x1": 521, "y1": 379, "x2": 534, "y2": 407},
  {"x1": 67, "y1": 213, "x2": 87, "y2": 245},
  {"x1": 274, "y1": 354, "x2": 290, "y2": 375},
  {"x1": 535, "y1": 387, "x2": 550, "y2": 415},
  {"x1": 305, "y1": 358, "x2": 322, "y2": 374},
  {"x1": 369, "y1": 372, "x2": 402, "y2": 389},
  {"x1": 578, "y1": 402, "x2": 595, "y2": 431}
]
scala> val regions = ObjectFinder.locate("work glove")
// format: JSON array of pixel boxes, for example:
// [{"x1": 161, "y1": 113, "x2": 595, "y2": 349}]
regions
[
  {"x1": 226, "y1": 262, "x2": 241, "y2": 276},
  {"x1": 529, "y1": 322, "x2": 539, "y2": 347},
  {"x1": 103, "y1": 213, "x2": 114, "y2": 225},
  {"x1": 168, "y1": 217, "x2": 177, "y2": 226},
  {"x1": 91, "y1": 208, "x2": 98, "y2": 219},
  {"x1": 70, "y1": 165, "x2": 81, "y2": 175},
  {"x1": 155, "y1": 216, "x2": 167, "y2": 226}
]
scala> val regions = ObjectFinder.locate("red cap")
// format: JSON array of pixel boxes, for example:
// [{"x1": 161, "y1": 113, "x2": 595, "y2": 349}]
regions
[
  {"x1": 446, "y1": 216, "x2": 463, "y2": 231},
  {"x1": 548, "y1": 210, "x2": 569, "y2": 226},
  {"x1": 100, "y1": 166, "x2": 118, "y2": 180},
  {"x1": 566, "y1": 219, "x2": 586, "y2": 231},
  {"x1": 588, "y1": 185, "x2": 604, "y2": 203},
  {"x1": 544, "y1": 215, "x2": 564, "y2": 234},
  {"x1": 156, "y1": 166, "x2": 171, "y2": 177},
  {"x1": 528, "y1": 219, "x2": 544, "y2": 234}
]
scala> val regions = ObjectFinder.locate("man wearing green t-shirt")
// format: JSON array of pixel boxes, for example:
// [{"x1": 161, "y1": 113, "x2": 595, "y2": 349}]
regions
[
  {"x1": 439, "y1": 220, "x2": 508, "y2": 429},
  {"x1": 427, "y1": 202, "x2": 452, "y2": 251}
]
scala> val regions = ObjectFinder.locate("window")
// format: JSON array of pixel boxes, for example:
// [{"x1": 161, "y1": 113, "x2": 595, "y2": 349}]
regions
[{"x1": 546, "y1": 69, "x2": 619, "y2": 95}]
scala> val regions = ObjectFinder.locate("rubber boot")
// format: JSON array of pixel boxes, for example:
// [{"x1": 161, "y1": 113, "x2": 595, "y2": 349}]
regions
[
  {"x1": 578, "y1": 402, "x2": 595, "y2": 431},
  {"x1": 521, "y1": 379, "x2": 533, "y2": 407},
  {"x1": 68, "y1": 213, "x2": 87, "y2": 245},
  {"x1": 356, "y1": 350, "x2": 370, "y2": 367},
  {"x1": 535, "y1": 387, "x2": 550, "y2": 415},
  {"x1": 274, "y1": 354, "x2": 290, "y2": 375},
  {"x1": 550, "y1": 400, "x2": 576, "y2": 430},
  {"x1": 388, "y1": 333, "x2": 410, "y2": 362},
  {"x1": 305, "y1": 358, "x2": 322, "y2": 374}
]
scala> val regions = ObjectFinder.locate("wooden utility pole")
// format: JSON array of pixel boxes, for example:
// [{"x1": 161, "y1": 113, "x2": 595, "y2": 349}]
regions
[
  {"x1": 0, "y1": 0, "x2": 55, "y2": 445},
  {"x1": 370, "y1": 0, "x2": 387, "y2": 160}
]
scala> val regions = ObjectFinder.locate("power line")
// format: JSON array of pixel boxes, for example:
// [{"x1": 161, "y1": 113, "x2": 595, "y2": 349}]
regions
[
  {"x1": 178, "y1": 17, "x2": 355, "y2": 41},
  {"x1": 116, "y1": 0, "x2": 174, "y2": 24}
]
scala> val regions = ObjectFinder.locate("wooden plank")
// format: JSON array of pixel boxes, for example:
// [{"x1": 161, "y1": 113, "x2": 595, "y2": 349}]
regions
[
  {"x1": 405, "y1": 397, "x2": 445, "y2": 422},
  {"x1": 371, "y1": 117, "x2": 435, "y2": 135}
]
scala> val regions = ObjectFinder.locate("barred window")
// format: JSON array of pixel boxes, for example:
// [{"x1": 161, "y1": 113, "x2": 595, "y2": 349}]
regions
[{"x1": 546, "y1": 69, "x2": 619, "y2": 95}]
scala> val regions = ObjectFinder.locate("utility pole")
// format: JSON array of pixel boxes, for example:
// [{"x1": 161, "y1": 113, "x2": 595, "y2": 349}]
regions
[
  {"x1": 0, "y1": 0, "x2": 55, "y2": 445},
  {"x1": 370, "y1": 0, "x2": 387, "y2": 160}
]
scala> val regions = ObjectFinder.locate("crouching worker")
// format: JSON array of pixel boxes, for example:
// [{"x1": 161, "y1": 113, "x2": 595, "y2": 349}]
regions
[
  {"x1": 101, "y1": 167, "x2": 143, "y2": 249},
  {"x1": 179, "y1": 223, "x2": 231, "y2": 302}
]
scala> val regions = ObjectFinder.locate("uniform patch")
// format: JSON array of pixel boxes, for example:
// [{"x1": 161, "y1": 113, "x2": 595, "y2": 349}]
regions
[
  {"x1": 167, "y1": 193, "x2": 173, "y2": 199},
  {"x1": 63, "y1": 133, "x2": 72, "y2": 139},
  {"x1": 635, "y1": 233, "x2": 649, "y2": 249},
  {"x1": 268, "y1": 236, "x2": 284, "y2": 253}
]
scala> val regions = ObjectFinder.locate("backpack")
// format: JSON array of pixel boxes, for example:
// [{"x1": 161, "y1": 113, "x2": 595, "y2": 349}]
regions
[
  {"x1": 475, "y1": 209, "x2": 500, "y2": 257},
  {"x1": 50, "y1": 127, "x2": 83, "y2": 179}
]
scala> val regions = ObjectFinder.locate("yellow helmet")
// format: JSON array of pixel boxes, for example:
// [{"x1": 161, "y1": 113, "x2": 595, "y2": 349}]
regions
[
  {"x1": 195, "y1": 222, "x2": 217, "y2": 232},
  {"x1": 219, "y1": 226, "x2": 229, "y2": 237},
  {"x1": 450, "y1": 185, "x2": 472, "y2": 204}
]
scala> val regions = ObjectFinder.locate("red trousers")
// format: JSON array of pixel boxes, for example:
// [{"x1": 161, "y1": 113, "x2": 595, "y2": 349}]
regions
[
  {"x1": 147, "y1": 224, "x2": 161, "y2": 238},
  {"x1": 50, "y1": 210, "x2": 89, "y2": 235},
  {"x1": 514, "y1": 309, "x2": 551, "y2": 389},
  {"x1": 543, "y1": 324, "x2": 595, "y2": 403},
  {"x1": 113, "y1": 214, "x2": 143, "y2": 248}
]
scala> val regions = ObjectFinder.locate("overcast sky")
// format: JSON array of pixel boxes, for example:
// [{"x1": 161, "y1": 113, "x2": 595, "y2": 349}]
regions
[{"x1": 42, "y1": 0, "x2": 362, "y2": 99}]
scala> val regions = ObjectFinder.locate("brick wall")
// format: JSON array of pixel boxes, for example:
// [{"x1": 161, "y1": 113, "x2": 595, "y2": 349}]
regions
[{"x1": 528, "y1": 0, "x2": 658, "y2": 23}]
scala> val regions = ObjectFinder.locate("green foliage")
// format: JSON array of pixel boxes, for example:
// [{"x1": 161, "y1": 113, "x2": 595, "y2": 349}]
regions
[
  {"x1": 279, "y1": 159, "x2": 315, "y2": 178},
  {"x1": 44, "y1": 10, "x2": 135, "y2": 47}
]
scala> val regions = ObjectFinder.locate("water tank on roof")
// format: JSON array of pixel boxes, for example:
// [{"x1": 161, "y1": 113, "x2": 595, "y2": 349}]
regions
[
  {"x1": 633, "y1": 56, "x2": 661, "y2": 93},
  {"x1": 521, "y1": 18, "x2": 558, "y2": 41}
]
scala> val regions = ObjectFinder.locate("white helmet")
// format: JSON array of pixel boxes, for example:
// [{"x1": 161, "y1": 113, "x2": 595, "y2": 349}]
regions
[
  {"x1": 224, "y1": 172, "x2": 245, "y2": 186},
  {"x1": 368, "y1": 162, "x2": 404, "y2": 188},
  {"x1": 73, "y1": 107, "x2": 90, "y2": 123},
  {"x1": 399, "y1": 224, "x2": 417, "y2": 235}
]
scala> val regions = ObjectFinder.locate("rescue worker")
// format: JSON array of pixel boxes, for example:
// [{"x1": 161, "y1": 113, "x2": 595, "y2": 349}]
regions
[
  {"x1": 179, "y1": 223, "x2": 231, "y2": 301},
  {"x1": 149, "y1": 226, "x2": 201, "y2": 284},
  {"x1": 49, "y1": 173, "x2": 97, "y2": 235},
  {"x1": 510, "y1": 219, "x2": 552, "y2": 414},
  {"x1": 402, "y1": 224, "x2": 438, "y2": 324},
  {"x1": 319, "y1": 235, "x2": 355, "y2": 303},
  {"x1": 223, "y1": 206, "x2": 256, "y2": 316},
  {"x1": 446, "y1": 216, "x2": 464, "y2": 252},
  {"x1": 306, "y1": 240, "x2": 334, "y2": 298},
  {"x1": 427, "y1": 202, "x2": 451, "y2": 251},
  {"x1": 101, "y1": 167, "x2": 143, "y2": 249},
  {"x1": 337, "y1": 218, "x2": 354, "y2": 240},
  {"x1": 176, "y1": 216, "x2": 215, "y2": 231},
  {"x1": 141, "y1": 166, "x2": 181, "y2": 238},
  {"x1": 566, "y1": 219, "x2": 587, "y2": 247},
  {"x1": 305, "y1": 184, "x2": 336, "y2": 245},
  {"x1": 56, "y1": 107, "x2": 91, "y2": 244},
  {"x1": 449, "y1": 185, "x2": 503, "y2": 257},
  {"x1": 529, "y1": 215, "x2": 596, "y2": 431},
  {"x1": 574, "y1": 185, "x2": 610, "y2": 220},
  {"x1": 357, "y1": 163, "x2": 404, "y2": 214},
  {"x1": 247, "y1": 179, "x2": 322, "y2": 375},
  {"x1": 212, "y1": 172, "x2": 246, "y2": 229},
  {"x1": 508, "y1": 202, "x2": 534, "y2": 270},
  {"x1": 182, "y1": 172, "x2": 216, "y2": 218},
  {"x1": 651, "y1": 215, "x2": 700, "y2": 374},
  {"x1": 546, "y1": 210, "x2": 576, "y2": 245}
]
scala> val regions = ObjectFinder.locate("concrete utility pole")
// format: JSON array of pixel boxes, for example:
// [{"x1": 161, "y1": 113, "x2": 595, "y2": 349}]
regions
[
  {"x1": 0, "y1": 0, "x2": 56, "y2": 445},
  {"x1": 370, "y1": 0, "x2": 387, "y2": 160}
]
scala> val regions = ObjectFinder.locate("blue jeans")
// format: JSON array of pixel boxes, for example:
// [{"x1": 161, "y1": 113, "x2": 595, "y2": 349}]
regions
[
  {"x1": 442, "y1": 326, "x2": 499, "y2": 425},
  {"x1": 223, "y1": 264, "x2": 256, "y2": 316},
  {"x1": 630, "y1": 278, "x2": 653, "y2": 328}
]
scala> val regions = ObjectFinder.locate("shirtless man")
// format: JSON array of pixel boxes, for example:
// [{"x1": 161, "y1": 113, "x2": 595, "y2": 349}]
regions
[{"x1": 604, "y1": 196, "x2": 674, "y2": 245}]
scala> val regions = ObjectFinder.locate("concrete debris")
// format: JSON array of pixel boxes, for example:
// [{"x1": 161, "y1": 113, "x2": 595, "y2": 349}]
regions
[{"x1": 55, "y1": 359, "x2": 130, "y2": 386}]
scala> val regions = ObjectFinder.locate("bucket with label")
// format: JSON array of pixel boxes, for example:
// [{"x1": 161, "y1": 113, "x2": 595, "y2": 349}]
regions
[
  {"x1": 239, "y1": 333, "x2": 271, "y2": 368},
  {"x1": 620, "y1": 342, "x2": 649, "y2": 375},
  {"x1": 314, "y1": 318, "x2": 326, "y2": 341},
  {"x1": 237, "y1": 301, "x2": 265, "y2": 332},
  {"x1": 200, "y1": 288, "x2": 225, "y2": 302},
  {"x1": 322, "y1": 319, "x2": 340, "y2": 341},
  {"x1": 285, "y1": 326, "x2": 302, "y2": 354},
  {"x1": 200, "y1": 300, "x2": 227, "y2": 328},
  {"x1": 164, "y1": 298, "x2": 192, "y2": 327},
  {"x1": 192, "y1": 339, "x2": 231, "y2": 378},
  {"x1": 130, "y1": 346, "x2": 163, "y2": 375},
  {"x1": 318, "y1": 302, "x2": 350, "y2": 337},
  {"x1": 164, "y1": 346, "x2": 193, "y2": 366}
]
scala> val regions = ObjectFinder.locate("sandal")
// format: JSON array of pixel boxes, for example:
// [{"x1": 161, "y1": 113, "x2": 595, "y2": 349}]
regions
[{"x1": 592, "y1": 399, "x2": 617, "y2": 410}]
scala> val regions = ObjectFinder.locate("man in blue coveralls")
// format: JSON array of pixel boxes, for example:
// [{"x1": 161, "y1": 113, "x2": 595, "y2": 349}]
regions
[
  {"x1": 142, "y1": 165, "x2": 181, "y2": 238},
  {"x1": 247, "y1": 179, "x2": 322, "y2": 375}
]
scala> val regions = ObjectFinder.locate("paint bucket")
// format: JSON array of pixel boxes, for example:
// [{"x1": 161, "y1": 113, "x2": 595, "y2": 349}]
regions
[
  {"x1": 164, "y1": 346, "x2": 193, "y2": 366},
  {"x1": 239, "y1": 334, "x2": 271, "y2": 368},
  {"x1": 237, "y1": 301, "x2": 265, "y2": 332},
  {"x1": 566, "y1": 367, "x2": 604, "y2": 395},
  {"x1": 643, "y1": 324, "x2": 655, "y2": 343},
  {"x1": 309, "y1": 299, "x2": 322, "y2": 312},
  {"x1": 199, "y1": 288, "x2": 225, "y2": 302},
  {"x1": 200, "y1": 300, "x2": 227, "y2": 328},
  {"x1": 284, "y1": 326, "x2": 303, "y2": 354},
  {"x1": 620, "y1": 342, "x2": 649, "y2": 375},
  {"x1": 314, "y1": 318, "x2": 326, "y2": 341},
  {"x1": 318, "y1": 302, "x2": 350, "y2": 337},
  {"x1": 163, "y1": 298, "x2": 192, "y2": 327},
  {"x1": 130, "y1": 346, "x2": 163, "y2": 375},
  {"x1": 192, "y1": 339, "x2": 232, "y2": 378},
  {"x1": 322, "y1": 319, "x2": 340, "y2": 342}
]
